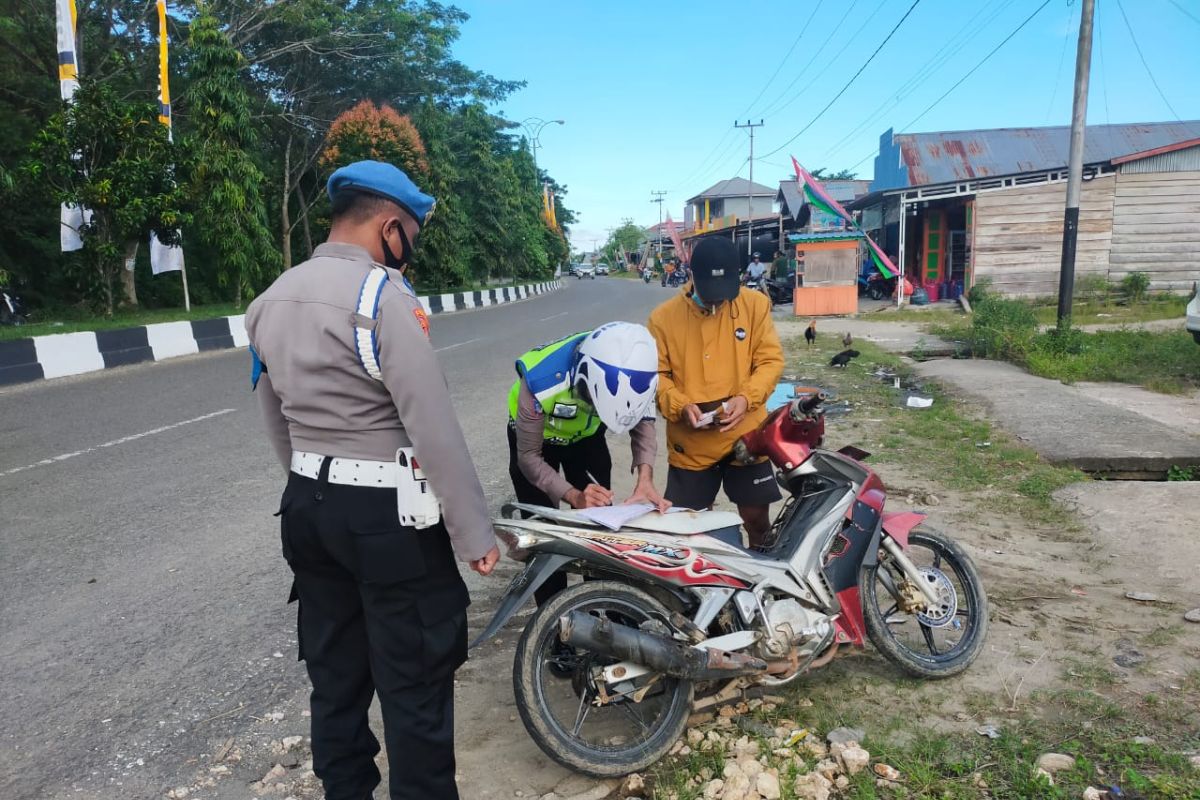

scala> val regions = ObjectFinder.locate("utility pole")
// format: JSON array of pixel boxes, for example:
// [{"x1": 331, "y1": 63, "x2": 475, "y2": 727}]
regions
[
  {"x1": 1056, "y1": 0, "x2": 1095, "y2": 330},
  {"x1": 735, "y1": 120, "x2": 764, "y2": 258},
  {"x1": 650, "y1": 191, "x2": 667, "y2": 258}
]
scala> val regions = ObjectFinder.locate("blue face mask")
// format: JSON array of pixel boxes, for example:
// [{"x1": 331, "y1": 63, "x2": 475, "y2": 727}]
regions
[{"x1": 691, "y1": 287, "x2": 722, "y2": 314}]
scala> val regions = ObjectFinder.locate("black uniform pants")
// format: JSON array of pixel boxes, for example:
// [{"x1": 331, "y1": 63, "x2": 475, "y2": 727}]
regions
[
  {"x1": 278, "y1": 463, "x2": 470, "y2": 800},
  {"x1": 506, "y1": 423, "x2": 611, "y2": 604}
]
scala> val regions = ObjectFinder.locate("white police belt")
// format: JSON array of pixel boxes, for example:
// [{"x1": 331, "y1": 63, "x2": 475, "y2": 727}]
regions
[{"x1": 289, "y1": 449, "x2": 442, "y2": 530}]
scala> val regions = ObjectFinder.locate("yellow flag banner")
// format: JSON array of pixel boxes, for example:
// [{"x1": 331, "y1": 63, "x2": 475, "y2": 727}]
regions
[{"x1": 150, "y1": 0, "x2": 186, "y2": 283}]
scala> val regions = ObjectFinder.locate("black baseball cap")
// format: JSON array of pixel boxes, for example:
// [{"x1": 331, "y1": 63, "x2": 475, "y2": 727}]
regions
[{"x1": 689, "y1": 237, "x2": 740, "y2": 302}]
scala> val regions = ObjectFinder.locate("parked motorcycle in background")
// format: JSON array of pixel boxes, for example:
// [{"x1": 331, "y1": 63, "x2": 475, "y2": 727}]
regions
[
  {"x1": 476, "y1": 392, "x2": 989, "y2": 777},
  {"x1": 1, "y1": 288, "x2": 27, "y2": 326}
]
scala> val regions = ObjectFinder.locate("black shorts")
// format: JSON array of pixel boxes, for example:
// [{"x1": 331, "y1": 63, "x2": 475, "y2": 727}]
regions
[{"x1": 665, "y1": 459, "x2": 781, "y2": 510}]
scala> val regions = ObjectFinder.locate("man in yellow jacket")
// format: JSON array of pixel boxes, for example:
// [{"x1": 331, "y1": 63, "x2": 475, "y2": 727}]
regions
[{"x1": 647, "y1": 236, "x2": 785, "y2": 548}]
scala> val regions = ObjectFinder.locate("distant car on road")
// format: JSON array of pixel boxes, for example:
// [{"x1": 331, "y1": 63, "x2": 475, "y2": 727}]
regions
[
  {"x1": 594, "y1": 263, "x2": 609, "y2": 276},
  {"x1": 567, "y1": 263, "x2": 581, "y2": 277},
  {"x1": 576, "y1": 264, "x2": 596, "y2": 280},
  {"x1": 1187, "y1": 282, "x2": 1199, "y2": 344}
]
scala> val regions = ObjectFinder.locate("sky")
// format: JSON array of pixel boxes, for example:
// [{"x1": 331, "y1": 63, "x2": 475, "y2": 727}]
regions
[{"x1": 451, "y1": 0, "x2": 1200, "y2": 252}]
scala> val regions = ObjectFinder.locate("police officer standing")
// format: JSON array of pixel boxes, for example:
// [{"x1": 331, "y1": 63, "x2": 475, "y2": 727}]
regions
[{"x1": 246, "y1": 160, "x2": 499, "y2": 800}]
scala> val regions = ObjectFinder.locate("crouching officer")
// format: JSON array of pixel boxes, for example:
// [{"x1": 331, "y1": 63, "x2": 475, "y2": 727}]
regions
[
  {"x1": 246, "y1": 160, "x2": 499, "y2": 800},
  {"x1": 507, "y1": 322, "x2": 668, "y2": 604}
]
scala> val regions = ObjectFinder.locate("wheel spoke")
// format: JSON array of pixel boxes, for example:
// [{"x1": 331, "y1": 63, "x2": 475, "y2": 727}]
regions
[
  {"x1": 921, "y1": 624, "x2": 939, "y2": 655},
  {"x1": 617, "y1": 701, "x2": 652, "y2": 738},
  {"x1": 882, "y1": 603, "x2": 899, "y2": 620},
  {"x1": 571, "y1": 688, "x2": 592, "y2": 737}
]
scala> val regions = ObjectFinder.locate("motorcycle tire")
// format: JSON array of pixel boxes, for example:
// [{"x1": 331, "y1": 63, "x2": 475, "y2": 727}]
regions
[
  {"x1": 513, "y1": 580, "x2": 694, "y2": 777},
  {"x1": 860, "y1": 527, "x2": 988, "y2": 679},
  {"x1": 868, "y1": 286, "x2": 885, "y2": 301}
]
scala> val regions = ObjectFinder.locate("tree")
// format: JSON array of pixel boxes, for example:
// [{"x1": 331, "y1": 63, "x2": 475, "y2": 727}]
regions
[
  {"x1": 410, "y1": 102, "x2": 469, "y2": 290},
  {"x1": 183, "y1": 8, "x2": 280, "y2": 307},
  {"x1": 603, "y1": 219, "x2": 647, "y2": 269},
  {"x1": 320, "y1": 101, "x2": 430, "y2": 178},
  {"x1": 27, "y1": 81, "x2": 187, "y2": 315},
  {"x1": 809, "y1": 167, "x2": 858, "y2": 180}
]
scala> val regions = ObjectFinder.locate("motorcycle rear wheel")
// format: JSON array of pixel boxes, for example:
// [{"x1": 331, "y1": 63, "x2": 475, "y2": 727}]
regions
[
  {"x1": 513, "y1": 580, "x2": 694, "y2": 777},
  {"x1": 860, "y1": 527, "x2": 988, "y2": 678}
]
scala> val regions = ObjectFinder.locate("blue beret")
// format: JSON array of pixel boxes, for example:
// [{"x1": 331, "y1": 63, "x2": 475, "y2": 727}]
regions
[{"x1": 326, "y1": 160, "x2": 436, "y2": 229}]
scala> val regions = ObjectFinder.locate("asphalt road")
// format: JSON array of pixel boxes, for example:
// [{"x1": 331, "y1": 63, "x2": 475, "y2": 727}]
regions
[{"x1": 0, "y1": 276, "x2": 674, "y2": 800}]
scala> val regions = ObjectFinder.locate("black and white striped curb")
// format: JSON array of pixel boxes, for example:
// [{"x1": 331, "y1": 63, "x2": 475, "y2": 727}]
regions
[{"x1": 0, "y1": 280, "x2": 561, "y2": 387}]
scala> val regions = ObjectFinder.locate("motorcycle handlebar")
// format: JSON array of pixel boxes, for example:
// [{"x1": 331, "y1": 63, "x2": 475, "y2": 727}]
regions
[{"x1": 792, "y1": 392, "x2": 827, "y2": 417}]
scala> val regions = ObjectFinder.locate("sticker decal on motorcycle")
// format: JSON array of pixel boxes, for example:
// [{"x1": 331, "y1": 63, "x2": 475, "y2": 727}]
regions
[{"x1": 571, "y1": 530, "x2": 749, "y2": 589}]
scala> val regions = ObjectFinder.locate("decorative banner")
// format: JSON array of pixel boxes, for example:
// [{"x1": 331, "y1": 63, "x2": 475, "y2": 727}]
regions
[
  {"x1": 150, "y1": 0, "x2": 186, "y2": 279},
  {"x1": 792, "y1": 157, "x2": 896, "y2": 279},
  {"x1": 56, "y1": 0, "x2": 89, "y2": 252},
  {"x1": 664, "y1": 214, "x2": 688, "y2": 262}
]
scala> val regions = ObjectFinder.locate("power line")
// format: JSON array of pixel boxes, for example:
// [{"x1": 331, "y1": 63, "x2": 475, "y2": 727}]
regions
[
  {"x1": 760, "y1": 0, "x2": 922, "y2": 160},
  {"x1": 1115, "y1": 0, "x2": 1180, "y2": 120},
  {"x1": 757, "y1": 0, "x2": 864, "y2": 119},
  {"x1": 742, "y1": 0, "x2": 825, "y2": 118},
  {"x1": 1095, "y1": 0, "x2": 1111, "y2": 124},
  {"x1": 900, "y1": 0, "x2": 1053, "y2": 133},
  {"x1": 1168, "y1": 0, "x2": 1200, "y2": 27},
  {"x1": 1044, "y1": 0, "x2": 1075, "y2": 122},
  {"x1": 821, "y1": 0, "x2": 1018, "y2": 163},
  {"x1": 669, "y1": 128, "x2": 738, "y2": 191},
  {"x1": 766, "y1": 0, "x2": 892, "y2": 120}
]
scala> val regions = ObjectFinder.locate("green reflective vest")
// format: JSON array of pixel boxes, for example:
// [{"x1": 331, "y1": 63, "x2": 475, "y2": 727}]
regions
[{"x1": 507, "y1": 331, "x2": 602, "y2": 445}]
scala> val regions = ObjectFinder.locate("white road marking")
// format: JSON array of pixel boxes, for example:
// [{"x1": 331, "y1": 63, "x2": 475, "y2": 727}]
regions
[
  {"x1": 0, "y1": 408, "x2": 237, "y2": 478},
  {"x1": 434, "y1": 337, "x2": 480, "y2": 353},
  {"x1": 539, "y1": 311, "x2": 568, "y2": 321}
]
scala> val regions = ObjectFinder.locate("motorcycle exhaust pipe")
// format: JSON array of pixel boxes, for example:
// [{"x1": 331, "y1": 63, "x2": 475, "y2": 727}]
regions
[{"x1": 558, "y1": 611, "x2": 768, "y2": 681}]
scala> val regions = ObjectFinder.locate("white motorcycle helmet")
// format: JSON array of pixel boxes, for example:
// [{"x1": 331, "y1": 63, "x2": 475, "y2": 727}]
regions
[{"x1": 573, "y1": 322, "x2": 659, "y2": 434}]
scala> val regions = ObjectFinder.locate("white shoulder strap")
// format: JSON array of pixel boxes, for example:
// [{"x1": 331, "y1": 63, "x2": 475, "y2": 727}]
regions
[{"x1": 354, "y1": 266, "x2": 389, "y2": 381}]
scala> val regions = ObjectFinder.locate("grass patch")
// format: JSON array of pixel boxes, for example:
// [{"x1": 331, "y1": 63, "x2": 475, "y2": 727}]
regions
[
  {"x1": 942, "y1": 296, "x2": 1200, "y2": 395},
  {"x1": 0, "y1": 302, "x2": 242, "y2": 341},
  {"x1": 784, "y1": 335, "x2": 1086, "y2": 528}
]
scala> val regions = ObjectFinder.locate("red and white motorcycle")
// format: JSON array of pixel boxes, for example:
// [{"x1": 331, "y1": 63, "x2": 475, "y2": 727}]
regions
[{"x1": 475, "y1": 392, "x2": 988, "y2": 777}]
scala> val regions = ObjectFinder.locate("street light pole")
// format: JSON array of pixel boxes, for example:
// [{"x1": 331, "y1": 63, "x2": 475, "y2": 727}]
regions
[
  {"x1": 1056, "y1": 0, "x2": 1095, "y2": 329},
  {"x1": 520, "y1": 117, "x2": 565, "y2": 176}
]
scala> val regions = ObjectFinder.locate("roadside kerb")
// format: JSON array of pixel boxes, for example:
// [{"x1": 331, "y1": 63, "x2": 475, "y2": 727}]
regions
[{"x1": 0, "y1": 280, "x2": 561, "y2": 387}]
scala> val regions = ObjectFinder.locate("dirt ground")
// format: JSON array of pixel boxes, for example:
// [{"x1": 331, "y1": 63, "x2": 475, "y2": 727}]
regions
[{"x1": 169, "y1": 324, "x2": 1200, "y2": 800}]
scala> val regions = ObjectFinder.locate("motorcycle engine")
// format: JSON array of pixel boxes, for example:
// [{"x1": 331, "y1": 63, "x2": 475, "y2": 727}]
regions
[{"x1": 761, "y1": 598, "x2": 831, "y2": 657}]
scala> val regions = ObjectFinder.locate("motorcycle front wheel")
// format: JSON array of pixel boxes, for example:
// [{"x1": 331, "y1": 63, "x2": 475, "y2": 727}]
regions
[
  {"x1": 512, "y1": 580, "x2": 694, "y2": 777},
  {"x1": 861, "y1": 527, "x2": 988, "y2": 678}
]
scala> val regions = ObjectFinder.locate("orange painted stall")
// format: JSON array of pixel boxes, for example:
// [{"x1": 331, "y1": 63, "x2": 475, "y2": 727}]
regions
[{"x1": 791, "y1": 232, "x2": 863, "y2": 316}]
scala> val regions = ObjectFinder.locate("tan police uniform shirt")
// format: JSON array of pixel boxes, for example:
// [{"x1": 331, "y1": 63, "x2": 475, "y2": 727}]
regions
[{"x1": 245, "y1": 242, "x2": 495, "y2": 562}]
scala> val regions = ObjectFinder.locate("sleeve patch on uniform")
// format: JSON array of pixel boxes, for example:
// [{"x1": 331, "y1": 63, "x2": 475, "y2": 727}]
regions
[
  {"x1": 250, "y1": 345, "x2": 266, "y2": 390},
  {"x1": 413, "y1": 306, "x2": 430, "y2": 337}
]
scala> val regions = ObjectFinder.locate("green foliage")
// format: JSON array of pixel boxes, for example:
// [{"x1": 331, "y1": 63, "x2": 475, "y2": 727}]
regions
[
  {"x1": 26, "y1": 81, "x2": 188, "y2": 315},
  {"x1": 602, "y1": 219, "x2": 647, "y2": 269},
  {"x1": 969, "y1": 296, "x2": 1039, "y2": 361},
  {"x1": 0, "y1": 1, "x2": 566, "y2": 313},
  {"x1": 967, "y1": 276, "x2": 993, "y2": 305},
  {"x1": 1121, "y1": 271, "x2": 1151, "y2": 304},
  {"x1": 183, "y1": 9, "x2": 280, "y2": 307},
  {"x1": 1167, "y1": 465, "x2": 1196, "y2": 481},
  {"x1": 967, "y1": 296, "x2": 1200, "y2": 394}
]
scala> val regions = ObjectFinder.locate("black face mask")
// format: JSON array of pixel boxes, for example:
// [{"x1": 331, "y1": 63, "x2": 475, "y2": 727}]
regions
[{"x1": 381, "y1": 224, "x2": 414, "y2": 270}]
